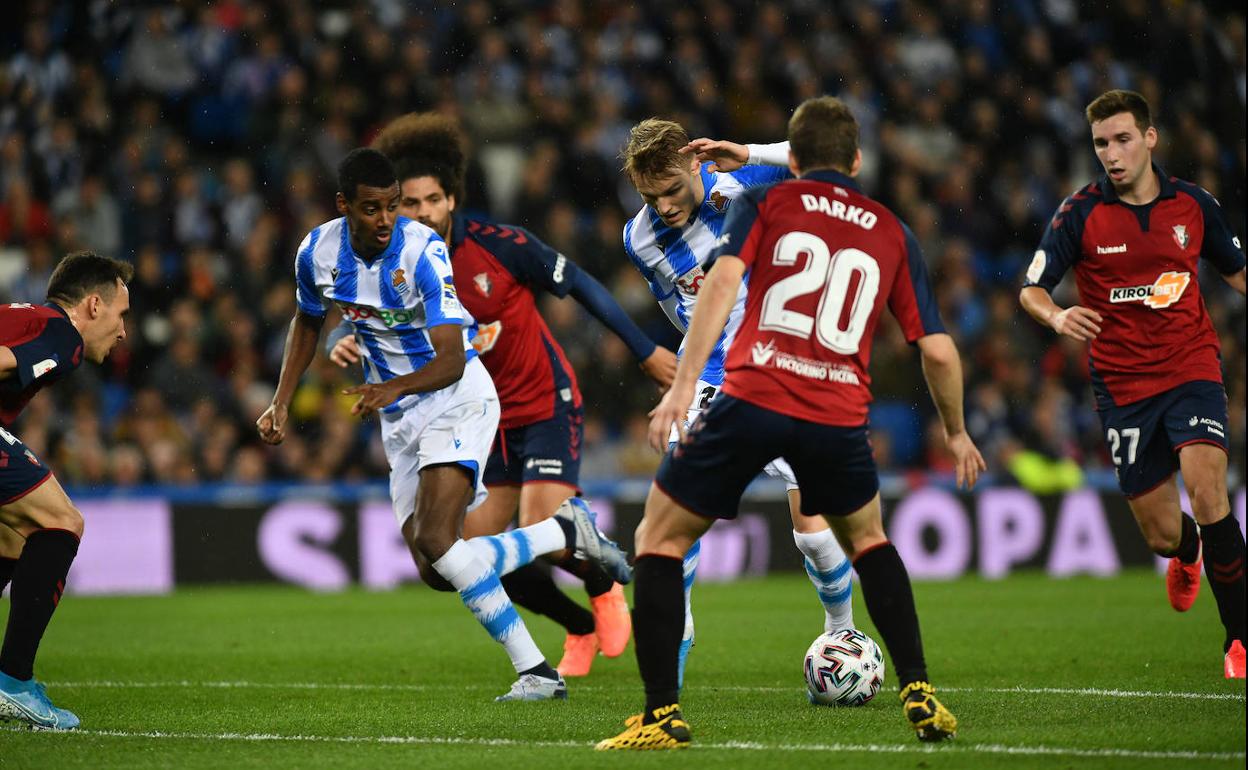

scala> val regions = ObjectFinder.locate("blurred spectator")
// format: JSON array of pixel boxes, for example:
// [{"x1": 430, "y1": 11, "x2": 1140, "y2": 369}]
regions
[{"x1": 0, "y1": 0, "x2": 1241, "y2": 489}]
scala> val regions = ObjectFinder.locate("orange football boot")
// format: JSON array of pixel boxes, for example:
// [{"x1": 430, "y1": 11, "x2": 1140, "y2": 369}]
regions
[
  {"x1": 1166, "y1": 542, "x2": 1202, "y2": 612},
  {"x1": 556, "y1": 632, "x2": 599, "y2": 677},
  {"x1": 1225, "y1": 640, "x2": 1245, "y2": 679},
  {"x1": 592, "y1": 583, "x2": 632, "y2": 657}
]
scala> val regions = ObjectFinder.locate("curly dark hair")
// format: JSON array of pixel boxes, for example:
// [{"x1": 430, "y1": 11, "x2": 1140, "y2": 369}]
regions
[{"x1": 371, "y1": 113, "x2": 467, "y2": 203}]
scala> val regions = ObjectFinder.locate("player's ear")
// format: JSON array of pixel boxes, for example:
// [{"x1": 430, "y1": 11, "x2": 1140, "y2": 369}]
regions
[
  {"x1": 787, "y1": 150, "x2": 801, "y2": 178},
  {"x1": 334, "y1": 192, "x2": 349, "y2": 216},
  {"x1": 446, "y1": 194, "x2": 456, "y2": 214},
  {"x1": 1144, "y1": 126, "x2": 1158, "y2": 151},
  {"x1": 849, "y1": 149, "x2": 863, "y2": 178}
]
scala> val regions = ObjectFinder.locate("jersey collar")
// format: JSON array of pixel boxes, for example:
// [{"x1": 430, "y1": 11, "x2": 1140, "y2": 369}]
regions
[
  {"x1": 450, "y1": 212, "x2": 468, "y2": 250},
  {"x1": 345, "y1": 217, "x2": 404, "y2": 264},
  {"x1": 1101, "y1": 163, "x2": 1175, "y2": 205},
  {"x1": 799, "y1": 169, "x2": 860, "y2": 192}
]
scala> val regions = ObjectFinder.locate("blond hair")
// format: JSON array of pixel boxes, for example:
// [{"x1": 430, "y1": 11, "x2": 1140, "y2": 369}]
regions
[{"x1": 621, "y1": 118, "x2": 690, "y2": 181}]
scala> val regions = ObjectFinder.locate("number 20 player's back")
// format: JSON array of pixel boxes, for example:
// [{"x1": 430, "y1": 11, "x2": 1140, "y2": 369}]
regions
[{"x1": 718, "y1": 169, "x2": 946, "y2": 428}]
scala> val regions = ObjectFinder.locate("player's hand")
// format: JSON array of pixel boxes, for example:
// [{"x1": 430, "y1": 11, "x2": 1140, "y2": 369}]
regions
[
  {"x1": 343, "y1": 381, "x2": 404, "y2": 417},
  {"x1": 329, "y1": 335, "x2": 361, "y2": 367},
  {"x1": 684, "y1": 138, "x2": 750, "y2": 173},
  {"x1": 945, "y1": 430, "x2": 987, "y2": 490},
  {"x1": 256, "y1": 402, "x2": 289, "y2": 445},
  {"x1": 647, "y1": 381, "x2": 695, "y2": 452},
  {"x1": 640, "y1": 346, "x2": 678, "y2": 390},
  {"x1": 1051, "y1": 305, "x2": 1102, "y2": 341}
]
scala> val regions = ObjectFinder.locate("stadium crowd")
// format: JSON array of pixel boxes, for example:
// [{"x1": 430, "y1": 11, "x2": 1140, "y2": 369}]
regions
[{"x1": 0, "y1": 0, "x2": 1243, "y2": 490}]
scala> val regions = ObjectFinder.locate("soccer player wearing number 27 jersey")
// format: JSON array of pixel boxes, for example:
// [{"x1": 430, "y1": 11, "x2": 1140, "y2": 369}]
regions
[
  {"x1": 1021, "y1": 90, "x2": 1246, "y2": 679},
  {"x1": 598, "y1": 97, "x2": 985, "y2": 750}
]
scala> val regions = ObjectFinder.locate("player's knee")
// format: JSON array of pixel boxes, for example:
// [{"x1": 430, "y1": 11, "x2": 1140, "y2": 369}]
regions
[
  {"x1": 411, "y1": 528, "x2": 455, "y2": 565},
  {"x1": 1187, "y1": 483, "x2": 1229, "y2": 525},
  {"x1": 413, "y1": 554, "x2": 456, "y2": 592},
  {"x1": 1142, "y1": 528, "x2": 1179, "y2": 555},
  {"x1": 40, "y1": 503, "x2": 84, "y2": 538}
]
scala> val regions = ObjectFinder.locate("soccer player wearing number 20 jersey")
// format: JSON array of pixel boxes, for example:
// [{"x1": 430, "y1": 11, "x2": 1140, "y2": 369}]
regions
[
  {"x1": 1021, "y1": 90, "x2": 1246, "y2": 679},
  {"x1": 598, "y1": 97, "x2": 986, "y2": 750},
  {"x1": 619, "y1": 118, "x2": 858, "y2": 690}
]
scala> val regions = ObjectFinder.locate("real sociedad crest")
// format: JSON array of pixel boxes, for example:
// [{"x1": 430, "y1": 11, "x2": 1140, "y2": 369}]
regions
[
  {"x1": 474, "y1": 272, "x2": 493, "y2": 297},
  {"x1": 391, "y1": 268, "x2": 408, "y2": 294},
  {"x1": 1172, "y1": 225, "x2": 1189, "y2": 250},
  {"x1": 709, "y1": 190, "x2": 729, "y2": 212}
]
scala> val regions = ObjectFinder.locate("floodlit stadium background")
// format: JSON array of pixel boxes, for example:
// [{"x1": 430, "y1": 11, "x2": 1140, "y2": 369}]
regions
[{"x1": 0, "y1": 1, "x2": 1243, "y2": 591}]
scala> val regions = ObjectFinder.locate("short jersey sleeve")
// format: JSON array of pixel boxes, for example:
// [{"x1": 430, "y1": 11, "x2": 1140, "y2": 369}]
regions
[
  {"x1": 483, "y1": 226, "x2": 580, "y2": 298},
  {"x1": 8, "y1": 316, "x2": 82, "y2": 389},
  {"x1": 888, "y1": 223, "x2": 946, "y2": 342},
  {"x1": 416, "y1": 236, "x2": 466, "y2": 328},
  {"x1": 294, "y1": 228, "x2": 326, "y2": 317},
  {"x1": 1024, "y1": 196, "x2": 1085, "y2": 291},
  {"x1": 1191, "y1": 186, "x2": 1247, "y2": 275},
  {"x1": 713, "y1": 186, "x2": 765, "y2": 268}
]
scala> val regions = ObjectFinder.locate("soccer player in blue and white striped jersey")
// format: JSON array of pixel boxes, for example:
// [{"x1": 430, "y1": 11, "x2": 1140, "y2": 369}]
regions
[
  {"x1": 620, "y1": 120, "x2": 856, "y2": 686},
  {"x1": 257, "y1": 149, "x2": 632, "y2": 702}
]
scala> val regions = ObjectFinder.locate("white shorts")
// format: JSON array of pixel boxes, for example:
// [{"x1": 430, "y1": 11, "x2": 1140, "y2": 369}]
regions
[
  {"x1": 380, "y1": 357, "x2": 500, "y2": 527},
  {"x1": 670, "y1": 380, "x2": 798, "y2": 492}
]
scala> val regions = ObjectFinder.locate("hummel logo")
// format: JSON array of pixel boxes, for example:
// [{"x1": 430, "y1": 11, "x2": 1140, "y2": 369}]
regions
[
  {"x1": 752, "y1": 340, "x2": 776, "y2": 366},
  {"x1": 1096, "y1": 244, "x2": 1127, "y2": 254}
]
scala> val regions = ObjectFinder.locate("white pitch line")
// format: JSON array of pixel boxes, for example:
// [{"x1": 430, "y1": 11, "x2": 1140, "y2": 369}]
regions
[
  {"x1": 31, "y1": 728, "x2": 1244, "y2": 762},
  {"x1": 47, "y1": 680, "x2": 1247, "y2": 702}
]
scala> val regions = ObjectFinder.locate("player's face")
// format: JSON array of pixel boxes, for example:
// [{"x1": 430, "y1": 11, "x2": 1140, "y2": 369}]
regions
[
  {"x1": 633, "y1": 157, "x2": 703, "y2": 229},
  {"x1": 1091, "y1": 112, "x2": 1157, "y2": 191},
  {"x1": 399, "y1": 176, "x2": 455, "y2": 240},
  {"x1": 337, "y1": 183, "x2": 401, "y2": 257},
  {"x1": 85, "y1": 281, "x2": 129, "y2": 364}
]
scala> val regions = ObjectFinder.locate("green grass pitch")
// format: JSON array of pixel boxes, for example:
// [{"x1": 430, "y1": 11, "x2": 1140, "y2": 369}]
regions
[{"x1": 1, "y1": 570, "x2": 1243, "y2": 768}]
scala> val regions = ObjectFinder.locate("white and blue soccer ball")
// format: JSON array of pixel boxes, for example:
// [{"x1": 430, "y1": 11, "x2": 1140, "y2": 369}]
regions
[{"x1": 803, "y1": 629, "x2": 886, "y2": 707}]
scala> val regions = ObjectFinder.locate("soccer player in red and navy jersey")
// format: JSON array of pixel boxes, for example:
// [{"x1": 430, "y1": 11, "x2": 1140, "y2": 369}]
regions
[
  {"x1": 0, "y1": 251, "x2": 131, "y2": 729},
  {"x1": 597, "y1": 97, "x2": 985, "y2": 750},
  {"x1": 328, "y1": 114, "x2": 676, "y2": 676},
  {"x1": 1021, "y1": 90, "x2": 1246, "y2": 679}
]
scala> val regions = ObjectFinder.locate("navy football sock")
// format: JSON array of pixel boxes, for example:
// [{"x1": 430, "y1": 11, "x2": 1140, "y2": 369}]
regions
[
  {"x1": 632, "y1": 555, "x2": 684, "y2": 719},
  {"x1": 853, "y1": 542, "x2": 929, "y2": 688},
  {"x1": 1161, "y1": 513, "x2": 1200, "y2": 564},
  {"x1": 0, "y1": 556, "x2": 17, "y2": 595},
  {"x1": 501, "y1": 563, "x2": 595, "y2": 636},
  {"x1": 558, "y1": 555, "x2": 614, "y2": 597},
  {"x1": 0, "y1": 529, "x2": 79, "y2": 681},
  {"x1": 1200, "y1": 514, "x2": 1246, "y2": 651}
]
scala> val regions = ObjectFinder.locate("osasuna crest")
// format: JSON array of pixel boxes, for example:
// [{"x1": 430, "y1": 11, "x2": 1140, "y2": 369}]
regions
[
  {"x1": 391, "y1": 268, "x2": 408, "y2": 294},
  {"x1": 1172, "y1": 224, "x2": 1190, "y2": 250},
  {"x1": 473, "y1": 272, "x2": 493, "y2": 297}
]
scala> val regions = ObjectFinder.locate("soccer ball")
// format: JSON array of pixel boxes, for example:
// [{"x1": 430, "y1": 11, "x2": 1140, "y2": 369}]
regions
[{"x1": 803, "y1": 629, "x2": 885, "y2": 707}]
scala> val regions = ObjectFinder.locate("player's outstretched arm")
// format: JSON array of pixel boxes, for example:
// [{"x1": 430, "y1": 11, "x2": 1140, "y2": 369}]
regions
[
  {"x1": 343, "y1": 324, "x2": 466, "y2": 417},
  {"x1": 684, "y1": 139, "x2": 790, "y2": 172},
  {"x1": 564, "y1": 268, "x2": 677, "y2": 388},
  {"x1": 257, "y1": 310, "x2": 326, "y2": 445},
  {"x1": 916, "y1": 333, "x2": 986, "y2": 490},
  {"x1": 647, "y1": 256, "x2": 745, "y2": 451},
  {"x1": 1019, "y1": 286, "x2": 1102, "y2": 341}
]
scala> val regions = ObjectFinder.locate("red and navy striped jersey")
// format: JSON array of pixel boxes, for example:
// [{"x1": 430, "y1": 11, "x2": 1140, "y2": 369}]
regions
[
  {"x1": 450, "y1": 215, "x2": 583, "y2": 430},
  {"x1": 714, "y1": 170, "x2": 945, "y2": 426},
  {"x1": 0, "y1": 302, "x2": 84, "y2": 426},
  {"x1": 1025, "y1": 165, "x2": 1245, "y2": 408}
]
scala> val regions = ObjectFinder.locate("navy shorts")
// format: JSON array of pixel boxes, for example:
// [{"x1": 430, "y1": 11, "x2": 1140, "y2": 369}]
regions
[
  {"x1": 655, "y1": 395, "x2": 879, "y2": 520},
  {"x1": 483, "y1": 398, "x2": 583, "y2": 489},
  {"x1": 0, "y1": 428, "x2": 53, "y2": 505},
  {"x1": 1097, "y1": 380, "x2": 1230, "y2": 498}
]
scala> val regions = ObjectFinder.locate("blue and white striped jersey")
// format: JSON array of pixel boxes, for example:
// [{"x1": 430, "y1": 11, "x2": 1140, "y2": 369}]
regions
[
  {"x1": 294, "y1": 215, "x2": 477, "y2": 413},
  {"x1": 623, "y1": 162, "x2": 788, "y2": 386}
]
